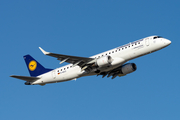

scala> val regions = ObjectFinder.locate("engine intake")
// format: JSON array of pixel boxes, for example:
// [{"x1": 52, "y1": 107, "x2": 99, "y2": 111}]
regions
[
  {"x1": 96, "y1": 56, "x2": 112, "y2": 68},
  {"x1": 121, "y1": 63, "x2": 137, "y2": 75}
]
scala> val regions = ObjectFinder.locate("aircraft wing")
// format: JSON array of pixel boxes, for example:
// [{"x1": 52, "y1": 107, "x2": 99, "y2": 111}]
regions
[
  {"x1": 39, "y1": 47, "x2": 95, "y2": 67},
  {"x1": 10, "y1": 75, "x2": 40, "y2": 82}
]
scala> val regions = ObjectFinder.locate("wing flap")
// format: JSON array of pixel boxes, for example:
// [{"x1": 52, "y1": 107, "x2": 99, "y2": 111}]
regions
[{"x1": 10, "y1": 75, "x2": 40, "y2": 82}]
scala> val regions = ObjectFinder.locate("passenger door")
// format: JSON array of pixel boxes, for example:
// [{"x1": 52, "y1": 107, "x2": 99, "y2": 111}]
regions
[
  {"x1": 145, "y1": 38, "x2": 149, "y2": 46},
  {"x1": 52, "y1": 70, "x2": 56, "y2": 79}
]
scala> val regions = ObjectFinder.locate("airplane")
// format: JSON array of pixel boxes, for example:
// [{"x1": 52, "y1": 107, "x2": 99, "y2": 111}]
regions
[{"x1": 10, "y1": 35, "x2": 171, "y2": 86}]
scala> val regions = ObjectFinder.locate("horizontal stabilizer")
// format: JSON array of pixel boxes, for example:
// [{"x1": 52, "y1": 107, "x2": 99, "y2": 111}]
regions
[{"x1": 10, "y1": 75, "x2": 40, "y2": 82}]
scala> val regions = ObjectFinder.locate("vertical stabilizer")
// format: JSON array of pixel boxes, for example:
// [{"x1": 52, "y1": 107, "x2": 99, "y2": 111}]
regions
[{"x1": 23, "y1": 55, "x2": 53, "y2": 77}]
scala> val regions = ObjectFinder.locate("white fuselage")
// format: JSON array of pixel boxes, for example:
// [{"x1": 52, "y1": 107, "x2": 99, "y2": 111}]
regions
[{"x1": 32, "y1": 36, "x2": 171, "y2": 85}]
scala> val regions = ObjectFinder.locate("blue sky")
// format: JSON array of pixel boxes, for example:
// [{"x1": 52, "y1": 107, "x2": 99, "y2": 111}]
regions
[{"x1": 1, "y1": 0, "x2": 180, "y2": 120}]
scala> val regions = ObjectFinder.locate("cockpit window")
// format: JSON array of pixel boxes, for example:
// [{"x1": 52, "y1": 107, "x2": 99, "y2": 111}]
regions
[
  {"x1": 153, "y1": 36, "x2": 158, "y2": 39},
  {"x1": 153, "y1": 36, "x2": 162, "y2": 39}
]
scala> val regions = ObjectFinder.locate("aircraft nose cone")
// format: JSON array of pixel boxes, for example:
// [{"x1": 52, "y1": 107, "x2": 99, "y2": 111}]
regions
[{"x1": 165, "y1": 39, "x2": 171, "y2": 45}]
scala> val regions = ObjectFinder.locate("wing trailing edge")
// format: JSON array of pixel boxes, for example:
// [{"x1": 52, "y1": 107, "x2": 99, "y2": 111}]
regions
[{"x1": 38, "y1": 47, "x2": 94, "y2": 68}]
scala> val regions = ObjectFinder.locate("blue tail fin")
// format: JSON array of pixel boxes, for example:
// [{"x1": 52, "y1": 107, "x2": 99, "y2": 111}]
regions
[{"x1": 23, "y1": 55, "x2": 53, "y2": 77}]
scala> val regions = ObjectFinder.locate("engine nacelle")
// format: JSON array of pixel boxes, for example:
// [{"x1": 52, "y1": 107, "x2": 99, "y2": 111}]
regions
[
  {"x1": 121, "y1": 63, "x2": 137, "y2": 75},
  {"x1": 24, "y1": 82, "x2": 31, "y2": 85},
  {"x1": 96, "y1": 56, "x2": 112, "y2": 68}
]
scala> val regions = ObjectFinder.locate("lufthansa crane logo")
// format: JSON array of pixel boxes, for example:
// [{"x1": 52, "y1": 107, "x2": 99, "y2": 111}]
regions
[{"x1": 29, "y1": 60, "x2": 37, "y2": 71}]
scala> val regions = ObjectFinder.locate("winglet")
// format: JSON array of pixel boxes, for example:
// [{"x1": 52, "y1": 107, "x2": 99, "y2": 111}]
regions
[{"x1": 39, "y1": 47, "x2": 50, "y2": 55}]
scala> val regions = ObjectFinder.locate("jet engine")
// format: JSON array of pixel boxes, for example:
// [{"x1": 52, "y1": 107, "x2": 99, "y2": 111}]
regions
[
  {"x1": 121, "y1": 63, "x2": 137, "y2": 74},
  {"x1": 24, "y1": 81, "x2": 31, "y2": 85},
  {"x1": 95, "y1": 56, "x2": 112, "y2": 68},
  {"x1": 98, "y1": 63, "x2": 137, "y2": 79}
]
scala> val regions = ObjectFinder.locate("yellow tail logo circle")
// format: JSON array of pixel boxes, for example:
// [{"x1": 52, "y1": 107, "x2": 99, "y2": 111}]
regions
[{"x1": 29, "y1": 60, "x2": 37, "y2": 71}]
